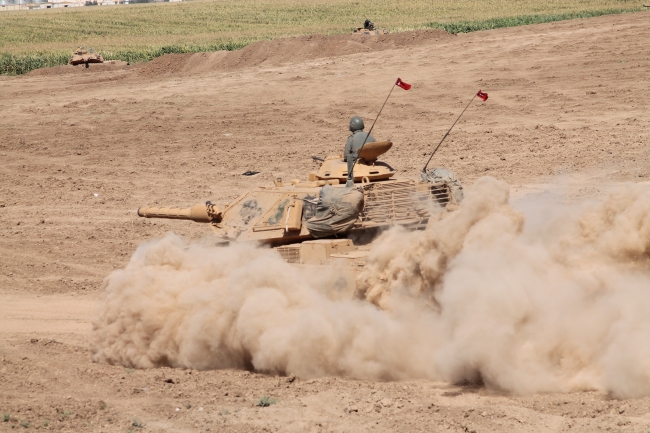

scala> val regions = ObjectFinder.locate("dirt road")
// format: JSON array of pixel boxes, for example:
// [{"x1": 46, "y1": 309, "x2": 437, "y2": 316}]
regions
[{"x1": 1, "y1": 11, "x2": 649, "y2": 432}]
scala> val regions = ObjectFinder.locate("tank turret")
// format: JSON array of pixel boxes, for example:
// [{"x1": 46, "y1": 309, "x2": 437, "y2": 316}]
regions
[
  {"x1": 315, "y1": 141, "x2": 395, "y2": 182},
  {"x1": 137, "y1": 143, "x2": 456, "y2": 247}
]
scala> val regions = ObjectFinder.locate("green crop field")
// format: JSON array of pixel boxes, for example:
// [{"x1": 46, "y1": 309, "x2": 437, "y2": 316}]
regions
[{"x1": 0, "y1": 0, "x2": 645, "y2": 75}]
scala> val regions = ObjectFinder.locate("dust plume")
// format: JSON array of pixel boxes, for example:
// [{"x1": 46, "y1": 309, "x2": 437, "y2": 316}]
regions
[{"x1": 90, "y1": 177, "x2": 650, "y2": 397}]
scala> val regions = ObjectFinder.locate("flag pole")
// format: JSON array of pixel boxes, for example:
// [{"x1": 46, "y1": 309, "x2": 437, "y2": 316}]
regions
[
  {"x1": 422, "y1": 91, "x2": 483, "y2": 173},
  {"x1": 346, "y1": 81, "x2": 397, "y2": 187}
]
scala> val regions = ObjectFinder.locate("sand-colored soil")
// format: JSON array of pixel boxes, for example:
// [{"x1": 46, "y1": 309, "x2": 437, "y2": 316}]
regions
[{"x1": 1, "y1": 12, "x2": 649, "y2": 432}]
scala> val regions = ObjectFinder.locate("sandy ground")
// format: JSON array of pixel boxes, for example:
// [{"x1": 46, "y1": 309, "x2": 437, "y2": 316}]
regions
[{"x1": 1, "y1": 11, "x2": 650, "y2": 433}]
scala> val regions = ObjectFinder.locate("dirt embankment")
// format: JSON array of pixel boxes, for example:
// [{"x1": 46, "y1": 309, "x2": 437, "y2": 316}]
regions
[
  {"x1": 25, "y1": 29, "x2": 453, "y2": 78},
  {"x1": 135, "y1": 29, "x2": 453, "y2": 76}
]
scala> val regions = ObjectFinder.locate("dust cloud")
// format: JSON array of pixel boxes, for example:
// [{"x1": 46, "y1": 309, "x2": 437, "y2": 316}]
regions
[{"x1": 90, "y1": 177, "x2": 650, "y2": 397}]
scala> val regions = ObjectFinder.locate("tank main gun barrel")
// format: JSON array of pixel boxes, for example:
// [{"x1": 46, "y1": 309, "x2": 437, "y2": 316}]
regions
[{"x1": 137, "y1": 201, "x2": 222, "y2": 223}]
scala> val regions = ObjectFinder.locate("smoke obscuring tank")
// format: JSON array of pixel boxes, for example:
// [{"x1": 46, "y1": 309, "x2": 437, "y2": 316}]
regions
[{"x1": 137, "y1": 141, "x2": 461, "y2": 297}]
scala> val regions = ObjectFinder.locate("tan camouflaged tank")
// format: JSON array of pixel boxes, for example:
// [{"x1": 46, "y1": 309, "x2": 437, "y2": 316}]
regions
[
  {"x1": 137, "y1": 142, "x2": 460, "y2": 297},
  {"x1": 69, "y1": 47, "x2": 104, "y2": 67},
  {"x1": 352, "y1": 19, "x2": 389, "y2": 36}
]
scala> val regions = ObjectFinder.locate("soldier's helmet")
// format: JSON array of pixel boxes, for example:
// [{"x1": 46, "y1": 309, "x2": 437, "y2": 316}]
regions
[{"x1": 349, "y1": 116, "x2": 365, "y2": 132}]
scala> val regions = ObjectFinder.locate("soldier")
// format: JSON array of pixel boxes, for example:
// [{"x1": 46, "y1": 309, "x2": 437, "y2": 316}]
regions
[{"x1": 344, "y1": 116, "x2": 375, "y2": 186}]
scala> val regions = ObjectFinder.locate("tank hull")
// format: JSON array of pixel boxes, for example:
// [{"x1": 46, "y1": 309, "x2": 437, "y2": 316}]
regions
[{"x1": 206, "y1": 178, "x2": 450, "y2": 245}]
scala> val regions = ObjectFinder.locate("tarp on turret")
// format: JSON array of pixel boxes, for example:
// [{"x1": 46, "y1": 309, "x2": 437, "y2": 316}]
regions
[{"x1": 306, "y1": 185, "x2": 364, "y2": 238}]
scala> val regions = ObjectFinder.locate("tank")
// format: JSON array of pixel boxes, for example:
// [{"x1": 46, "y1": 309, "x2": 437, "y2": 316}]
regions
[
  {"x1": 352, "y1": 19, "x2": 389, "y2": 36},
  {"x1": 69, "y1": 47, "x2": 104, "y2": 67},
  {"x1": 137, "y1": 141, "x2": 461, "y2": 297}
]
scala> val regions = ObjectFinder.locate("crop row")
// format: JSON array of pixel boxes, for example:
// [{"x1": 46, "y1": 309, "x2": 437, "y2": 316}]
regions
[{"x1": 425, "y1": 7, "x2": 641, "y2": 33}]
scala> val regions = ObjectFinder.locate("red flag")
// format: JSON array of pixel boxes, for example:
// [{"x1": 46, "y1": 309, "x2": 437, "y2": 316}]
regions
[
  {"x1": 396, "y1": 78, "x2": 411, "y2": 90},
  {"x1": 477, "y1": 90, "x2": 488, "y2": 101}
]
